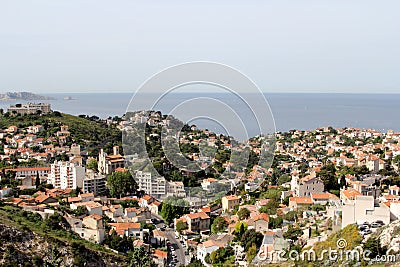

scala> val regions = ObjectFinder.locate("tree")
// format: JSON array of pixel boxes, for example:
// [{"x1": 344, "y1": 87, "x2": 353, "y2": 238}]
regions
[
  {"x1": 211, "y1": 216, "x2": 228, "y2": 234},
  {"x1": 318, "y1": 164, "x2": 339, "y2": 192},
  {"x1": 35, "y1": 171, "x2": 40, "y2": 188},
  {"x1": 128, "y1": 246, "x2": 153, "y2": 267},
  {"x1": 363, "y1": 236, "x2": 387, "y2": 258},
  {"x1": 283, "y1": 225, "x2": 303, "y2": 242},
  {"x1": 86, "y1": 158, "x2": 98, "y2": 171},
  {"x1": 234, "y1": 221, "x2": 248, "y2": 237},
  {"x1": 159, "y1": 197, "x2": 189, "y2": 224},
  {"x1": 176, "y1": 220, "x2": 188, "y2": 234},
  {"x1": 237, "y1": 207, "x2": 251, "y2": 220},
  {"x1": 240, "y1": 229, "x2": 263, "y2": 252},
  {"x1": 107, "y1": 171, "x2": 138, "y2": 198}
]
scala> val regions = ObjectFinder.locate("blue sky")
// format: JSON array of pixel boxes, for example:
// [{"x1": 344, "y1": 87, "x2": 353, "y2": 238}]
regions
[{"x1": 0, "y1": 0, "x2": 399, "y2": 94}]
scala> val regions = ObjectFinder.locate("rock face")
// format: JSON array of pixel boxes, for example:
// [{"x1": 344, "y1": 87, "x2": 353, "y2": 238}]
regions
[
  {"x1": 378, "y1": 220, "x2": 400, "y2": 253},
  {"x1": 0, "y1": 92, "x2": 55, "y2": 100},
  {"x1": 0, "y1": 224, "x2": 123, "y2": 267}
]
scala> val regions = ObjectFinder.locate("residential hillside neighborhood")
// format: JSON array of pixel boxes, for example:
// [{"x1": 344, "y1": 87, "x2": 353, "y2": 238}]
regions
[{"x1": 2, "y1": 108, "x2": 400, "y2": 266}]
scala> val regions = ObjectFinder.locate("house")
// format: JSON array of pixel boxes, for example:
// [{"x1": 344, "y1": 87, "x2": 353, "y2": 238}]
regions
[
  {"x1": 221, "y1": 195, "x2": 240, "y2": 212},
  {"x1": 109, "y1": 222, "x2": 143, "y2": 239},
  {"x1": 340, "y1": 188, "x2": 362, "y2": 205},
  {"x1": 295, "y1": 175, "x2": 324, "y2": 197},
  {"x1": 66, "y1": 214, "x2": 105, "y2": 244},
  {"x1": 289, "y1": 197, "x2": 313, "y2": 209},
  {"x1": 104, "y1": 204, "x2": 124, "y2": 220},
  {"x1": 201, "y1": 178, "x2": 218, "y2": 192},
  {"x1": 81, "y1": 214, "x2": 105, "y2": 243},
  {"x1": 197, "y1": 239, "x2": 225, "y2": 266},
  {"x1": 177, "y1": 211, "x2": 210, "y2": 233},
  {"x1": 247, "y1": 213, "x2": 269, "y2": 234},
  {"x1": 98, "y1": 147, "x2": 125, "y2": 175},
  {"x1": 311, "y1": 193, "x2": 338, "y2": 205},
  {"x1": 70, "y1": 201, "x2": 102, "y2": 216},
  {"x1": 152, "y1": 229, "x2": 168, "y2": 246},
  {"x1": 0, "y1": 188, "x2": 11, "y2": 198},
  {"x1": 152, "y1": 249, "x2": 168, "y2": 267},
  {"x1": 34, "y1": 194, "x2": 57, "y2": 205}
]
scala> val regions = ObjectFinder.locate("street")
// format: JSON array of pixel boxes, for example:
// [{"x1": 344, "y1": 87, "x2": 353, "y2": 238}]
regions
[{"x1": 151, "y1": 213, "x2": 187, "y2": 266}]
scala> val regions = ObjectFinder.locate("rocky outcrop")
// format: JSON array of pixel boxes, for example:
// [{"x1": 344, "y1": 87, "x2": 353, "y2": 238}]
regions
[
  {"x1": 378, "y1": 220, "x2": 400, "y2": 253},
  {"x1": 0, "y1": 224, "x2": 124, "y2": 267}
]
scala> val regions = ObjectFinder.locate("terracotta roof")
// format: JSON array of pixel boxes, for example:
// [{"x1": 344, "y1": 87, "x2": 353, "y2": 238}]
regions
[
  {"x1": 109, "y1": 222, "x2": 141, "y2": 235},
  {"x1": 342, "y1": 188, "x2": 362, "y2": 200},
  {"x1": 311, "y1": 193, "x2": 338, "y2": 200},
  {"x1": 223, "y1": 195, "x2": 240, "y2": 201},
  {"x1": 289, "y1": 197, "x2": 313, "y2": 205},
  {"x1": 185, "y1": 211, "x2": 210, "y2": 220},
  {"x1": 153, "y1": 250, "x2": 167, "y2": 259}
]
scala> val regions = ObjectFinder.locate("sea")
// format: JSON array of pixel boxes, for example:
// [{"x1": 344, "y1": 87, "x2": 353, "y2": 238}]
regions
[{"x1": 1, "y1": 93, "x2": 399, "y2": 140}]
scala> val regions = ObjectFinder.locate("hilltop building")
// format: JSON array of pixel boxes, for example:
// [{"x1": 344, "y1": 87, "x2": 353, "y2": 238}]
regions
[{"x1": 7, "y1": 103, "x2": 51, "y2": 115}]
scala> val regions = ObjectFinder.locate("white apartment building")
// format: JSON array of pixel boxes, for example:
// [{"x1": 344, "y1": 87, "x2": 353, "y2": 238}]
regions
[
  {"x1": 342, "y1": 195, "x2": 390, "y2": 228},
  {"x1": 135, "y1": 171, "x2": 186, "y2": 198},
  {"x1": 7, "y1": 102, "x2": 51, "y2": 115},
  {"x1": 136, "y1": 171, "x2": 166, "y2": 197},
  {"x1": 47, "y1": 161, "x2": 85, "y2": 189}
]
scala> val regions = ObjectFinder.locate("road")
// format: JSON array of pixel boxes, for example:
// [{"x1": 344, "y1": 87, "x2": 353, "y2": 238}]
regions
[{"x1": 151, "y1": 213, "x2": 187, "y2": 266}]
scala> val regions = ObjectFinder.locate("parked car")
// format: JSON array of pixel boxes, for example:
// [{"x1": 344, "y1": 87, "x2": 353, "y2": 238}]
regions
[
  {"x1": 362, "y1": 229, "x2": 372, "y2": 235},
  {"x1": 371, "y1": 222, "x2": 381, "y2": 228}
]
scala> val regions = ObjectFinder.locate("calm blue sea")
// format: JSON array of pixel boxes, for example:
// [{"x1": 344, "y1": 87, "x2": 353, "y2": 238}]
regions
[{"x1": 1, "y1": 93, "x2": 399, "y2": 139}]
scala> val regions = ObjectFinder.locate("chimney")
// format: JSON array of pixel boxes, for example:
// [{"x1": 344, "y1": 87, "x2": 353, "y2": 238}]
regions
[{"x1": 113, "y1": 146, "x2": 119, "y2": 155}]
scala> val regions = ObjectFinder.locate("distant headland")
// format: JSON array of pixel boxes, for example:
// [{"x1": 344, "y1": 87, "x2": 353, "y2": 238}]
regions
[{"x1": 0, "y1": 91, "x2": 55, "y2": 101}]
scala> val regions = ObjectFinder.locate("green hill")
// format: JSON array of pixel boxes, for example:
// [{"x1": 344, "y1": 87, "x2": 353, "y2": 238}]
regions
[{"x1": 0, "y1": 112, "x2": 122, "y2": 157}]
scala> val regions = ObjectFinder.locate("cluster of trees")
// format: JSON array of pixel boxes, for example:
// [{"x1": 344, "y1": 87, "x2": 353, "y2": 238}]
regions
[
  {"x1": 159, "y1": 197, "x2": 189, "y2": 224},
  {"x1": 205, "y1": 246, "x2": 235, "y2": 266},
  {"x1": 107, "y1": 171, "x2": 138, "y2": 198},
  {"x1": 103, "y1": 230, "x2": 134, "y2": 253}
]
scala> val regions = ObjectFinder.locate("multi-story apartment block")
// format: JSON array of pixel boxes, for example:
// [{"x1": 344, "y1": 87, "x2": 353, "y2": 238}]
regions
[
  {"x1": 136, "y1": 171, "x2": 166, "y2": 197},
  {"x1": 291, "y1": 171, "x2": 324, "y2": 197},
  {"x1": 83, "y1": 171, "x2": 106, "y2": 196},
  {"x1": 8, "y1": 103, "x2": 51, "y2": 115},
  {"x1": 47, "y1": 161, "x2": 85, "y2": 189}
]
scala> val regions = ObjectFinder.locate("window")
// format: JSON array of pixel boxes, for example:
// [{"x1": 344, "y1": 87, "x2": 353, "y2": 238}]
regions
[{"x1": 366, "y1": 210, "x2": 373, "y2": 215}]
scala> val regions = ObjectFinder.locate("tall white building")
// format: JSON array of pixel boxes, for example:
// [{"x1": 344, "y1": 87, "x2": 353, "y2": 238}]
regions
[
  {"x1": 136, "y1": 171, "x2": 166, "y2": 197},
  {"x1": 47, "y1": 161, "x2": 85, "y2": 189}
]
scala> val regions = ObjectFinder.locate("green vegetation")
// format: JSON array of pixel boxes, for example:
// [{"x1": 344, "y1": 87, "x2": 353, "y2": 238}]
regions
[
  {"x1": 159, "y1": 197, "x2": 189, "y2": 224},
  {"x1": 0, "y1": 205, "x2": 125, "y2": 264},
  {"x1": 211, "y1": 216, "x2": 228, "y2": 234},
  {"x1": 107, "y1": 171, "x2": 138, "y2": 198},
  {"x1": 176, "y1": 220, "x2": 188, "y2": 234},
  {"x1": 0, "y1": 111, "x2": 122, "y2": 157}
]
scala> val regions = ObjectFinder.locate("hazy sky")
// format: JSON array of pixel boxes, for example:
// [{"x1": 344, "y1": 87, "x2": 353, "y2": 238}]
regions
[{"x1": 1, "y1": 0, "x2": 399, "y2": 94}]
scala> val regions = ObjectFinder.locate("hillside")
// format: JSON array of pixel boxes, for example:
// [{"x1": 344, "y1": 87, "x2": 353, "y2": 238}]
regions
[
  {"x1": 0, "y1": 92, "x2": 55, "y2": 101},
  {"x1": 0, "y1": 112, "x2": 122, "y2": 157},
  {"x1": 0, "y1": 205, "x2": 126, "y2": 267}
]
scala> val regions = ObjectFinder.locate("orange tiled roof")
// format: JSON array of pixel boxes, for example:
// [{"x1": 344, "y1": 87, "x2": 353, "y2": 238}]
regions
[{"x1": 289, "y1": 197, "x2": 313, "y2": 204}]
